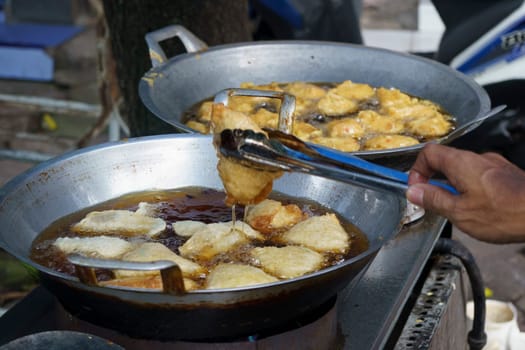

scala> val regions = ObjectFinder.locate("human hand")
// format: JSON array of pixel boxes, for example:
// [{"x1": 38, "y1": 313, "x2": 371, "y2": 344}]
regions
[{"x1": 406, "y1": 143, "x2": 525, "y2": 243}]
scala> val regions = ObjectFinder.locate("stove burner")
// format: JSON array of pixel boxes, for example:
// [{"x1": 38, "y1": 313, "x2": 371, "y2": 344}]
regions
[{"x1": 55, "y1": 297, "x2": 339, "y2": 349}]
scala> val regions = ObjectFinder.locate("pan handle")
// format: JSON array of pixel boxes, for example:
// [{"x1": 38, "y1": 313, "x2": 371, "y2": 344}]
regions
[
  {"x1": 145, "y1": 25, "x2": 208, "y2": 68},
  {"x1": 67, "y1": 254, "x2": 186, "y2": 295},
  {"x1": 214, "y1": 88, "x2": 297, "y2": 133}
]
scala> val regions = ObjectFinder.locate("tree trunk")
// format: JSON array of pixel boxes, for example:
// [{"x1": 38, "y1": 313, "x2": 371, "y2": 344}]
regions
[{"x1": 103, "y1": 0, "x2": 251, "y2": 136}]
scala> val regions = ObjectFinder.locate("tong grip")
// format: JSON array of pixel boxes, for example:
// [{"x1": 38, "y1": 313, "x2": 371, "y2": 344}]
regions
[{"x1": 293, "y1": 142, "x2": 459, "y2": 195}]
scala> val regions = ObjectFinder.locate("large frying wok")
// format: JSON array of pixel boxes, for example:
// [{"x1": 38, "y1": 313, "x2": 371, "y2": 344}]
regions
[
  {"x1": 0, "y1": 135, "x2": 406, "y2": 341},
  {"x1": 139, "y1": 25, "x2": 491, "y2": 168}
]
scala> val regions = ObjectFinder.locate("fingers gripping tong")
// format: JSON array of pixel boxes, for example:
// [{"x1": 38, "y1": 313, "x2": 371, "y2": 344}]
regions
[{"x1": 216, "y1": 128, "x2": 458, "y2": 196}]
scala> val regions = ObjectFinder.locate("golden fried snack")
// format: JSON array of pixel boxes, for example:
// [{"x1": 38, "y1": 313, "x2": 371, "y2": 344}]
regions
[
  {"x1": 281, "y1": 213, "x2": 349, "y2": 253},
  {"x1": 72, "y1": 210, "x2": 166, "y2": 238},
  {"x1": 309, "y1": 136, "x2": 360, "y2": 152},
  {"x1": 173, "y1": 220, "x2": 208, "y2": 237},
  {"x1": 357, "y1": 110, "x2": 404, "y2": 134},
  {"x1": 245, "y1": 199, "x2": 305, "y2": 234},
  {"x1": 135, "y1": 202, "x2": 161, "y2": 217},
  {"x1": 326, "y1": 117, "x2": 366, "y2": 138},
  {"x1": 53, "y1": 236, "x2": 133, "y2": 259},
  {"x1": 292, "y1": 122, "x2": 323, "y2": 140},
  {"x1": 331, "y1": 80, "x2": 375, "y2": 101},
  {"x1": 250, "y1": 246, "x2": 323, "y2": 278},
  {"x1": 179, "y1": 221, "x2": 262, "y2": 261},
  {"x1": 252, "y1": 108, "x2": 278, "y2": 129},
  {"x1": 211, "y1": 103, "x2": 283, "y2": 206},
  {"x1": 293, "y1": 96, "x2": 316, "y2": 116},
  {"x1": 383, "y1": 103, "x2": 439, "y2": 120},
  {"x1": 115, "y1": 242, "x2": 204, "y2": 279},
  {"x1": 318, "y1": 91, "x2": 359, "y2": 116},
  {"x1": 206, "y1": 263, "x2": 278, "y2": 289},
  {"x1": 363, "y1": 134, "x2": 419, "y2": 150},
  {"x1": 405, "y1": 114, "x2": 453, "y2": 138},
  {"x1": 376, "y1": 87, "x2": 414, "y2": 108}
]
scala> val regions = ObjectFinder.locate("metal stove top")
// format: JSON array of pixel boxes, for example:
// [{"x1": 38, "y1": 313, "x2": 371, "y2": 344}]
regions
[
  {"x1": 0, "y1": 213, "x2": 447, "y2": 350},
  {"x1": 340, "y1": 212, "x2": 446, "y2": 349}
]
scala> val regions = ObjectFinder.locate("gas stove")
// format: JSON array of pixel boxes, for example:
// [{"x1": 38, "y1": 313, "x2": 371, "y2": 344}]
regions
[{"x1": 0, "y1": 213, "x2": 469, "y2": 349}]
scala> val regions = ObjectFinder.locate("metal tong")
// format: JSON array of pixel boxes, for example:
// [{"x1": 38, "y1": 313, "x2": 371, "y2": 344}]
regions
[{"x1": 216, "y1": 128, "x2": 458, "y2": 196}]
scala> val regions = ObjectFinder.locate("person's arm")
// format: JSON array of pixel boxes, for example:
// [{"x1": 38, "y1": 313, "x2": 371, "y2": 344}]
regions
[{"x1": 406, "y1": 143, "x2": 525, "y2": 243}]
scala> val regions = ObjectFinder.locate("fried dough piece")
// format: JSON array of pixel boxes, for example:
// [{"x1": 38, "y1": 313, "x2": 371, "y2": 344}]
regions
[
  {"x1": 317, "y1": 91, "x2": 359, "y2": 116},
  {"x1": 251, "y1": 246, "x2": 323, "y2": 278},
  {"x1": 376, "y1": 87, "x2": 414, "y2": 108},
  {"x1": 115, "y1": 242, "x2": 204, "y2": 279},
  {"x1": 326, "y1": 118, "x2": 365, "y2": 138},
  {"x1": 206, "y1": 263, "x2": 278, "y2": 289},
  {"x1": 293, "y1": 96, "x2": 316, "y2": 116},
  {"x1": 310, "y1": 136, "x2": 361, "y2": 152},
  {"x1": 331, "y1": 80, "x2": 375, "y2": 101},
  {"x1": 173, "y1": 220, "x2": 208, "y2": 237},
  {"x1": 72, "y1": 210, "x2": 166, "y2": 237},
  {"x1": 53, "y1": 236, "x2": 133, "y2": 259},
  {"x1": 252, "y1": 108, "x2": 278, "y2": 129},
  {"x1": 357, "y1": 110, "x2": 404, "y2": 134},
  {"x1": 363, "y1": 134, "x2": 419, "y2": 150},
  {"x1": 405, "y1": 113, "x2": 452, "y2": 138},
  {"x1": 245, "y1": 199, "x2": 304, "y2": 234},
  {"x1": 383, "y1": 103, "x2": 439, "y2": 120},
  {"x1": 178, "y1": 221, "x2": 262, "y2": 261},
  {"x1": 293, "y1": 122, "x2": 323, "y2": 140},
  {"x1": 281, "y1": 213, "x2": 349, "y2": 253},
  {"x1": 101, "y1": 275, "x2": 199, "y2": 291},
  {"x1": 135, "y1": 202, "x2": 160, "y2": 217},
  {"x1": 211, "y1": 103, "x2": 283, "y2": 206}
]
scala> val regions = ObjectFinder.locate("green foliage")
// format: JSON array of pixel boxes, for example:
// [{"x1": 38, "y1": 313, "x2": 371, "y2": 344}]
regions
[{"x1": 0, "y1": 255, "x2": 39, "y2": 291}]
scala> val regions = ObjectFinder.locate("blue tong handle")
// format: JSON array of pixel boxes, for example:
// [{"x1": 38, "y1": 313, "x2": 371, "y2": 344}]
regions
[{"x1": 292, "y1": 142, "x2": 459, "y2": 195}]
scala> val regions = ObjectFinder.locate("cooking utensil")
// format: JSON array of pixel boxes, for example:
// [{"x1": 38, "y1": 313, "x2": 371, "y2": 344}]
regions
[
  {"x1": 138, "y1": 25, "x2": 491, "y2": 169},
  {"x1": 0, "y1": 134, "x2": 405, "y2": 340},
  {"x1": 213, "y1": 88, "x2": 296, "y2": 133},
  {"x1": 217, "y1": 128, "x2": 457, "y2": 196}
]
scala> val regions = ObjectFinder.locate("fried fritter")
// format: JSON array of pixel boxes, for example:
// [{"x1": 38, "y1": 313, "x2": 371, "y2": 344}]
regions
[
  {"x1": 281, "y1": 213, "x2": 349, "y2": 253},
  {"x1": 206, "y1": 263, "x2": 278, "y2": 289},
  {"x1": 245, "y1": 199, "x2": 304, "y2": 234},
  {"x1": 250, "y1": 246, "x2": 323, "y2": 278},
  {"x1": 211, "y1": 103, "x2": 283, "y2": 206},
  {"x1": 71, "y1": 210, "x2": 166, "y2": 238},
  {"x1": 53, "y1": 236, "x2": 133, "y2": 259},
  {"x1": 115, "y1": 242, "x2": 204, "y2": 279},
  {"x1": 363, "y1": 134, "x2": 419, "y2": 150}
]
